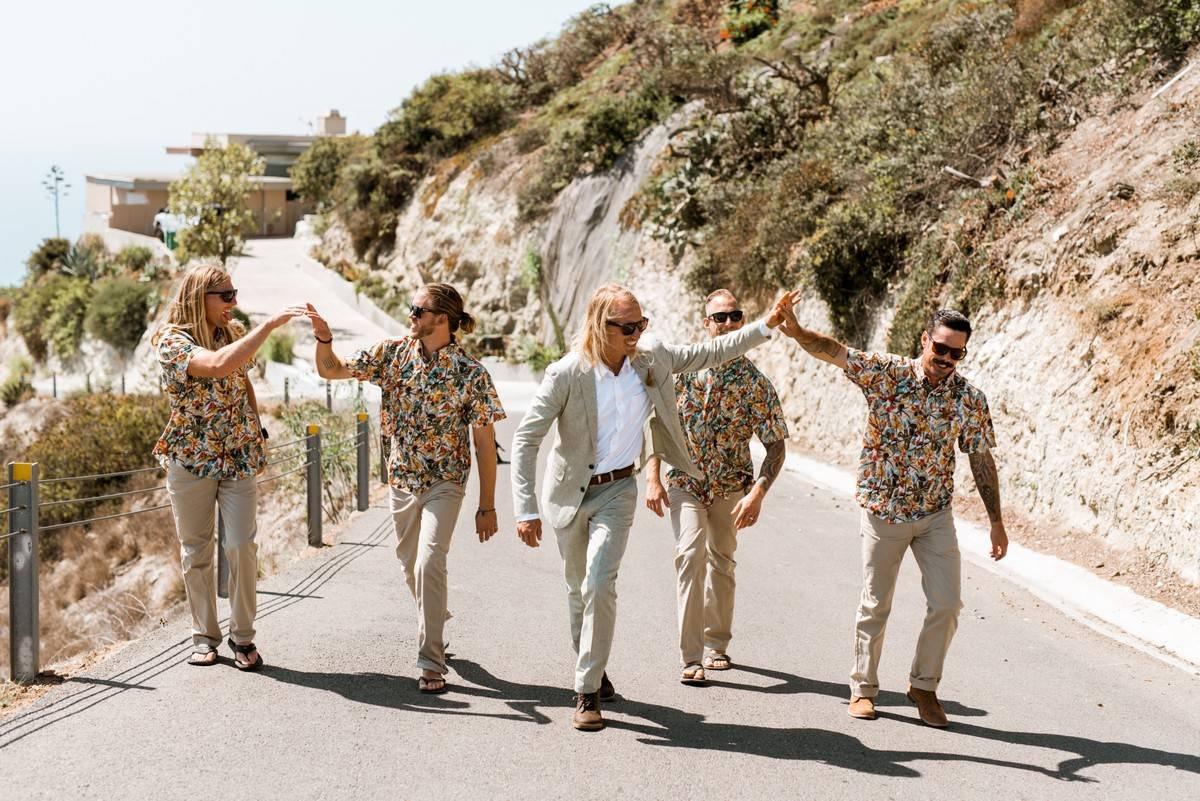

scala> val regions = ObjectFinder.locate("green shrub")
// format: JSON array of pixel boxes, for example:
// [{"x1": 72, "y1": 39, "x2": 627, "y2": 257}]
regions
[
  {"x1": 291, "y1": 134, "x2": 365, "y2": 209},
  {"x1": 382, "y1": 71, "x2": 515, "y2": 160},
  {"x1": 335, "y1": 151, "x2": 421, "y2": 261},
  {"x1": 355, "y1": 273, "x2": 410, "y2": 319},
  {"x1": 514, "y1": 337, "x2": 563, "y2": 372},
  {"x1": 13, "y1": 274, "x2": 73, "y2": 361},
  {"x1": 25, "y1": 237, "x2": 71, "y2": 277},
  {"x1": 518, "y1": 85, "x2": 676, "y2": 221},
  {"x1": 720, "y1": 1, "x2": 780, "y2": 45},
  {"x1": 85, "y1": 277, "x2": 152, "y2": 352},
  {"x1": 1, "y1": 356, "x2": 34, "y2": 407},
  {"x1": 113, "y1": 245, "x2": 154, "y2": 275},
  {"x1": 275, "y1": 400, "x2": 360, "y2": 523},
  {"x1": 24, "y1": 393, "x2": 170, "y2": 556},
  {"x1": 0, "y1": 374, "x2": 33, "y2": 408},
  {"x1": 260, "y1": 329, "x2": 296, "y2": 365},
  {"x1": 47, "y1": 278, "x2": 92, "y2": 360}
]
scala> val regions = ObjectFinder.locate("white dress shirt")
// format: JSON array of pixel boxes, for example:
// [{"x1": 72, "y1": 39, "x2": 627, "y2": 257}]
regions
[{"x1": 592, "y1": 358, "x2": 653, "y2": 474}]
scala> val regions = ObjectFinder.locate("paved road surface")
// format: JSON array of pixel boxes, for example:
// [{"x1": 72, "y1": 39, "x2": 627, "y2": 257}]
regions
[{"x1": 2, "y1": 410, "x2": 1198, "y2": 799}]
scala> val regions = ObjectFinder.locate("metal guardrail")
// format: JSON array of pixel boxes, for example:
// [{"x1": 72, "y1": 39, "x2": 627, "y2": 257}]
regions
[{"x1": 4, "y1": 411, "x2": 374, "y2": 684}]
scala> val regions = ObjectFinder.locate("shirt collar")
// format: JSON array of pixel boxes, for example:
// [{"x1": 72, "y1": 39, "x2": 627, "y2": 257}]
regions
[
  {"x1": 594, "y1": 358, "x2": 635, "y2": 382},
  {"x1": 410, "y1": 336, "x2": 460, "y2": 366},
  {"x1": 909, "y1": 358, "x2": 960, "y2": 393}
]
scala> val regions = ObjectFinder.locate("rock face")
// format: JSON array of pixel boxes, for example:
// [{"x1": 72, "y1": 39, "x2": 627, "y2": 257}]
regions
[{"x1": 316, "y1": 72, "x2": 1200, "y2": 585}]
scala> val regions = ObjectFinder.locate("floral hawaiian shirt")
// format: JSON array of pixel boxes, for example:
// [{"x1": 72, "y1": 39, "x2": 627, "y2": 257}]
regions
[
  {"x1": 347, "y1": 337, "x2": 506, "y2": 494},
  {"x1": 666, "y1": 355, "x2": 789, "y2": 506},
  {"x1": 845, "y1": 349, "x2": 995, "y2": 523},
  {"x1": 153, "y1": 328, "x2": 265, "y2": 480}
]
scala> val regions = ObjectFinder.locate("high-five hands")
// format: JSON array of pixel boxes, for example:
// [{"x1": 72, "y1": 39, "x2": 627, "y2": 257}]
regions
[
  {"x1": 765, "y1": 290, "x2": 802, "y2": 330},
  {"x1": 304, "y1": 303, "x2": 334, "y2": 341}
]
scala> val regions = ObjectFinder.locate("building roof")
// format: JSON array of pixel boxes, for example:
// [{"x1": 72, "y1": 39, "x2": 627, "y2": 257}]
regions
[
  {"x1": 86, "y1": 173, "x2": 294, "y2": 190},
  {"x1": 165, "y1": 132, "x2": 322, "y2": 157}
]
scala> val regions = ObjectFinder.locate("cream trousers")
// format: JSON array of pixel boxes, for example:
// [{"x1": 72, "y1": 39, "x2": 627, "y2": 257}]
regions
[
  {"x1": 668, "y1": 488, "x2": 741, "y2": 667},
  {"x1": 165, "y1": 462, "x2": 258, "y2": 649},
  {"x1": 389, "y1": 481, "x2": 465, "y2": 675},
  {"x1": 850, "y1": 507, "x2": 962, "y2": 697},
  {"x1": 553, "y1": 476, "x2": 638, "y2": 694}
]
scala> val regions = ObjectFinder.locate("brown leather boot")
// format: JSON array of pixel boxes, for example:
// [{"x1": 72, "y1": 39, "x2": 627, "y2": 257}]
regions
[
  {"x1": 847, "y1": 695, "x2": 877, "y2": 720},
  {"x1": 599, "y1": 672, "x2": 616, "y2": 701},
  {"x1": 572, "y1": 692, "x2": 604, "y2": 731},
  {"x1": 906, "y1": 686, "x2": 949, "y2": 728}
]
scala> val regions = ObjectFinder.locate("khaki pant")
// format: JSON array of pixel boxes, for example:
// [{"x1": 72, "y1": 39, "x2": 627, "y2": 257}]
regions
[
  {"x1": 390, "y1": 481, "x2": 464, "y2": 675},
  {"x1": 165, "y1": 461, "x2": 259, "y2": 649},
  {"x1": 554, "y1": 476, "x2": 637, "y2": 694},
  {"x1": 851, "y1": 507, "x2": 962, "y2": 697},
  {"x1": 668, "y1": 488, "x2": 741, "y2": 667}
]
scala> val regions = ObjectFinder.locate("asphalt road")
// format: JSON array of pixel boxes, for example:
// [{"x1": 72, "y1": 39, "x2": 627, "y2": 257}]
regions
[{"x1": 2, "y1": 411, "x2": 1199, "y2": 800}]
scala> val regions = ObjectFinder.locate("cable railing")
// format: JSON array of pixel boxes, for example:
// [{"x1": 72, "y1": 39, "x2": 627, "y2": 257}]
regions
[{"x1": 4, "y1": 411, "x2": 375, "y2": 685}]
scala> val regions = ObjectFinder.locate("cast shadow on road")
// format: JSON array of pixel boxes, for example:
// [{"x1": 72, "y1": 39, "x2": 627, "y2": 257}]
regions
[
  {"x1": 708, "y1": 663, "x2": 987, "y2": 717},
  {"x1": 261, "y1": 658, "x2": 1200, "y2": 784}
]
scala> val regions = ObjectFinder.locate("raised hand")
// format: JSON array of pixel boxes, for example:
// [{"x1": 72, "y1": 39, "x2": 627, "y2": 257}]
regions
[
  {"x1": 304, "y1": 303, "x2": 334, "y2": 341},
  {"x1": 777, "y1": 301, "x2": 803, "y2": 339},
  {"x1": 765, "y1": 290, "x2": 802, "y2": 329},
  {"x1": 268, "y1": 306, "x2": 309, "y2": 329}
]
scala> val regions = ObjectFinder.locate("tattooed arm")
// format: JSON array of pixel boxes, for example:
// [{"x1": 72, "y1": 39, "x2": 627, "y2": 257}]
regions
[
  {"x1": 969, "y1": 449, "x2": 1008, "y2": 560},
  {"x1": 731, "y1": 439, "x2": 787, "y2": 530},
  {"x1": 776, "y1": 303, "x2": 849, "y2": 369},
  {"x1": 305, "y1": 304, "x2": 353, "y2": 380}
]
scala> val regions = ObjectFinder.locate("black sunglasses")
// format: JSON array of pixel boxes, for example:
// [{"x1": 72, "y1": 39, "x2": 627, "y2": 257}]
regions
[
  {"x1": 410, "y1": 304, "x2": 441, "y2": 319},
  {"x1": 205, "y1": 289, "x2": 238, "y2": 303},
  {"x1": 930, "y1": 341, "x2": 967, "y2": 361},
  {"x1": 706, "y1": 310, "x2": 744, "y2": 324},
  {"x1": 606, "y1": 318, "x2": 650, "y2": 336}
]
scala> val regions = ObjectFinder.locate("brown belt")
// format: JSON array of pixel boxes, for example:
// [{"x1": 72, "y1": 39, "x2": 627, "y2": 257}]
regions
[{"x1": 589, "y1": 464, "x2": 635, "y2": 486}]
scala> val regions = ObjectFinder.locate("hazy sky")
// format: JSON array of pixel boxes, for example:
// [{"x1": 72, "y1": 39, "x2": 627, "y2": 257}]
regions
[{"x1": 0, "y1": 0, "x2": 603, "y2": 285}]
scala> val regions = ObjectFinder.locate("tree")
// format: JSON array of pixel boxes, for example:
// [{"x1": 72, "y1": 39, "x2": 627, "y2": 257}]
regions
[
  {"x1": 291, "y1": 135, "x2": 363, "y2": 210},
  {"x1": 42, "y1": 166, "x2": 71, "y2": 238},
  {"x1": 25, "y1": 237, "x2": 71, "y2": 277},
  {"x1": 169, "y1": 138, "x2": 265, "y2": 265}
]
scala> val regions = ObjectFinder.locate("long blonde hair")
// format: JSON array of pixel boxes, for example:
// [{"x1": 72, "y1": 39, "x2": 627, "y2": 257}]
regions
[
  {"x1": 152, "y1": 264, "x2": 244, "y2": 350},
  {"x1": 575, "y1": 283, "x2": 640, "y2": 369}
]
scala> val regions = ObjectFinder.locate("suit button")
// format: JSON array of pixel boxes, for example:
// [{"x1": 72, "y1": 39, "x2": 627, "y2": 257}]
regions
[
  {"x1": 580, "y1": 487, "x2": 586, "y2": 493},
  {"x1": 588, "y1": 464, "x2": 595, "y2": 469}
]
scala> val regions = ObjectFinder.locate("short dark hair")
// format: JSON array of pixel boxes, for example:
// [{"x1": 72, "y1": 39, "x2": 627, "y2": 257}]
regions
[{"x1": 926, "y1": 309, "x2": 972, "y2": 340}]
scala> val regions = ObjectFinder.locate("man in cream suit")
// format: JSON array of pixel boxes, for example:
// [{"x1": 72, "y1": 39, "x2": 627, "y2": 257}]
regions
[{"x1": 511, "y1": 283, "x2": 796, "y2": 731}]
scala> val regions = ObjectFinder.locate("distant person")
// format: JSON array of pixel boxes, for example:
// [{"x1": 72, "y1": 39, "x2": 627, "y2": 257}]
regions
[
  {"x1": 644, "y1": 289, "x2": 789, "y2": 685},
  {"x1": 776, "y1": 306, "x2": 1009, "y2": 727},
  {"x1": 152, "y1": 265, "x2": 307, "y2": 670},
  {"x1": 305, "y1": 283, "x2": 505, "y2": 694},
  {"x1": 511, "y1": 283, "x2": 798, "y2": 731}
]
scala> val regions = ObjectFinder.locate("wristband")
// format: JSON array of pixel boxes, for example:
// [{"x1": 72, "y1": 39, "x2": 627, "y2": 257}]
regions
[
  {"x1": 261, "y1": 427, "x2": 270, "y2": 440},
  {"x1": 315, "y1": 334, "x2": 332, "y2": 344},
  {"x1": 476, "y1": 508, "x2": 495, "y2": 516}
]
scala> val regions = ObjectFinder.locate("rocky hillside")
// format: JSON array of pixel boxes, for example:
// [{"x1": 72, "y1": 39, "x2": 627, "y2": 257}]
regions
[{"x1": 305, "y1": 1, "x2": 1199, "y2": 586}]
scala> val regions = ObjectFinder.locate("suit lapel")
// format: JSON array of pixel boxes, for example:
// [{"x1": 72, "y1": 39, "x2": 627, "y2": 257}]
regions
[{"x1": 579, "y1": 362, "x2": 599, "y2": 453}]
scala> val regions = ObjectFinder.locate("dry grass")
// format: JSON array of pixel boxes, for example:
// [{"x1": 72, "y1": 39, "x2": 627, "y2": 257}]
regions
[{"x1": 1012, "y1": 0, "x2": 1085, "y2": 39}]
